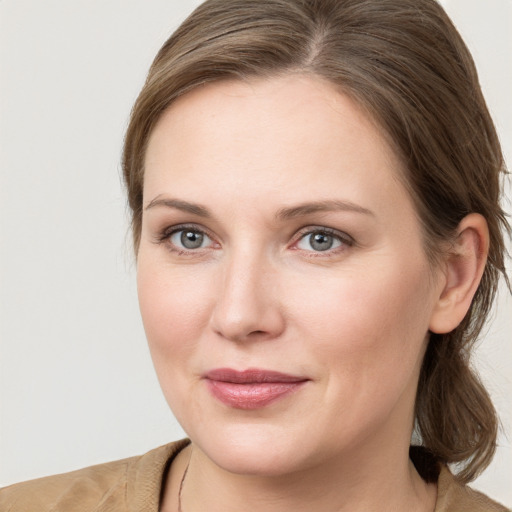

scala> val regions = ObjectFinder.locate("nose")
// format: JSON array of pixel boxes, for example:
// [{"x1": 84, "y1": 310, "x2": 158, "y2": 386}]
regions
[{"x1": 209, "y1": 249, "x2": 285, "y2": 343}]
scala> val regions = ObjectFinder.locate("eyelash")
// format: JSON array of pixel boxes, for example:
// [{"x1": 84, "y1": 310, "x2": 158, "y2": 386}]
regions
[
  {"x1": 292, "y1": 226, "x2": 354, "y2": 256},
  {"x1": 156, "y1": 224, "x2": 217, "y2": 255},
  {"x1": 155, "y1": 224, "x2": 354, "y2": 256}
]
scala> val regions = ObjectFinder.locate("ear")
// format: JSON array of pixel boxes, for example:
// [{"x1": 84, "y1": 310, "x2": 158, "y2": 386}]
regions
[{"x1": 429, "y1": 213, "x2": 489, "y2": 334}]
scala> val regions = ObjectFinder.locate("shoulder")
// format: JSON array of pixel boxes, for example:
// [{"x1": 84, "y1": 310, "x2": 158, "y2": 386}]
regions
[
  {"x1": 436, "y1": 465, "x2": 510, "y2": 512},
  {"x1": 0, "y1": 439, "x2": 190, "y2": 512},
  {"x1": 0, "y1": 456, "x2": 133, "y2": 511}
]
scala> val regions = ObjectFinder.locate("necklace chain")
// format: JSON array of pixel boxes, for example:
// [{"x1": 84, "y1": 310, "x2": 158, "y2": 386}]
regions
[{"x1": 177, "y1": 458, "x2": 190, "y2": 512}]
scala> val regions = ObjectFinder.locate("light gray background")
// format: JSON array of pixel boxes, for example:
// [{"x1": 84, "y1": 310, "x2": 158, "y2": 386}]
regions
[{"x1": 1, "y1": 0, "x2": 511, "y2": 505}]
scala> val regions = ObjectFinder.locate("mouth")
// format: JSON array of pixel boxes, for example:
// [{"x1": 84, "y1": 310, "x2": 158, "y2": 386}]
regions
[{"x1": 203, "y1": 368, "x2": 309, "y2": 410}]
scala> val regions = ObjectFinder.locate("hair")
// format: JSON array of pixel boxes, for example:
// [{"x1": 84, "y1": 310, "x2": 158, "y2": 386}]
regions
[{"x1": 122, "y1": 0, "x2": 510, "y2": 483}]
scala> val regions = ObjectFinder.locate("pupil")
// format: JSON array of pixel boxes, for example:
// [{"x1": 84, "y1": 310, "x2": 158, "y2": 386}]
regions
[
  {"x1": 181, "y1": 230, "x2": 203, "y2": 249},
  {"x1": 311, "y1": 232, "x2": 333, "y2": 251}
]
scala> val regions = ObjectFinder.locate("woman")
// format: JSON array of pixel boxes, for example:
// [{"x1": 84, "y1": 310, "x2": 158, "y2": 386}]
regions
[{"x1": 1, "y1": 0, "x2": 510, "y2": 510}]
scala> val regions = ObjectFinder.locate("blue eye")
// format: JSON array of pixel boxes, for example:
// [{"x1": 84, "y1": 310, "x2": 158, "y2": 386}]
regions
[
  {"x1": 169, "y1": 229, "x2": 212, "y2": 250},
  {"x1": 296, "y1": 230, "x2": 347, "y2": 252}
]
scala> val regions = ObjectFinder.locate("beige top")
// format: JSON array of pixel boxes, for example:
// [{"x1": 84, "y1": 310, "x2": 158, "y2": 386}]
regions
[{"x1": 1, "y1": 439, "x2": 509, "y2": 511}]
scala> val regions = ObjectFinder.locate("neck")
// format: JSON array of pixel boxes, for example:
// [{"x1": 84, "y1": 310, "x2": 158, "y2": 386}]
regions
[{"x1": 176, "y1": 437, "x2": 436, "y2": 512}]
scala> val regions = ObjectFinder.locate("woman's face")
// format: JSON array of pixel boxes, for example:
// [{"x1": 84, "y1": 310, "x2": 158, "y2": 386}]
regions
[{"x1": 138, "y1": 75, "x2": 444, "y2": 475}]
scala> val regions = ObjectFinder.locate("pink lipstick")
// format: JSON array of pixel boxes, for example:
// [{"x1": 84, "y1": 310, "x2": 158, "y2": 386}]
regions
[{"x1": 204, "y1": 368, "x2": 308, "y2": 410}]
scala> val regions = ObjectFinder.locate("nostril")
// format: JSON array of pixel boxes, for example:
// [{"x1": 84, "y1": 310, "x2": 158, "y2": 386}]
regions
[{"x1": 209, "y1": 284, "x2": 286, "y2": 342}]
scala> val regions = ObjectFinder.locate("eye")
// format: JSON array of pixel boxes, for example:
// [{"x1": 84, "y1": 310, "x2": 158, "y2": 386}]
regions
[
  {"x1": 169, "y1": 228, "x2": 213, "y2": 250},
  {"x1": 295, "y1": 228, "x2": 351, "y2": 253}
]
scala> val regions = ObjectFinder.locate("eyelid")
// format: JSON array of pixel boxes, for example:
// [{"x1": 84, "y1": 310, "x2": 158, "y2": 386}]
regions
[
  {"x1": 154, "y1": 222, "x2": 354, "y2": 254},
  {"x1": 156, "y1": 223, "x2": 219, "y2": 251},
  {"x1": 291, "y1": 225, "x2": 354, "y2": 252}
]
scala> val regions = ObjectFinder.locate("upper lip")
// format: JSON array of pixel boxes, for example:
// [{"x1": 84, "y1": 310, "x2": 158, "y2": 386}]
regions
[{"x1": 204, "y1": 368, "x2": 308, "y2": 383}]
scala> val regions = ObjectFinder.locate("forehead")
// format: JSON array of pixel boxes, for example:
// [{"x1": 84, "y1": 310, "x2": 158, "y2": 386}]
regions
[
  {"x1": 148, "y1": 75, "x2": 391, "y2": 154},
  {"x1": 143, "y1": 74, "x2": 409, "y2": 216}
]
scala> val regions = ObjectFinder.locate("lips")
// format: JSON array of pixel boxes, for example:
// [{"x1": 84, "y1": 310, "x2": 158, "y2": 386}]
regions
[{"x1": 203, "y1": 368, "x2": 309, "y2": 410}]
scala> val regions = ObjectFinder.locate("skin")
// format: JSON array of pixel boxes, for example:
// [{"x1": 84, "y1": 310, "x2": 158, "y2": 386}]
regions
[{"x1": 137, "y1": 75, "x2": 487, "y2": 511}]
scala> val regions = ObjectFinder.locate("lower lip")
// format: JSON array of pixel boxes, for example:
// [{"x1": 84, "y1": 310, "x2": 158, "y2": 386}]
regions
[{"x1": 206, "y1": 380, "x2": 307, "y2": 410}]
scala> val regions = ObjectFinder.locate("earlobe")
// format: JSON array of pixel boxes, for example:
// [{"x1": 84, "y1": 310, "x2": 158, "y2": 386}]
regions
[{"x1": 429, "y1": 213, "x2": 489, "y2": 334}]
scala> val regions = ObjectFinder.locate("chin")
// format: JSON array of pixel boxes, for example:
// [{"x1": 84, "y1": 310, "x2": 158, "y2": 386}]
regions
[{"x1": 189, "y1": 422, "x2": 317, "y2": 477}]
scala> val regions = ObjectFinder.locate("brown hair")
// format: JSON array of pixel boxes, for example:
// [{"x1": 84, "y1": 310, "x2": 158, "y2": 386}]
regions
[{"x1": 122, "y1": 0, "x2": 510, "y2": 482}]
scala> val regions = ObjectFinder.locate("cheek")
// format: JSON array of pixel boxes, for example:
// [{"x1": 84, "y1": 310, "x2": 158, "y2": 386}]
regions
[
  {"x1": 137, "y1": 260, "x2": 213, "y2": 362},
  {"x1": 136, "y1": 260, "x2": 217, "y2": 423},
  {"x1": 287, "y1": 260, "x2": 434, "y2": 392},
  {"x1": 295, "y1": 262, "x2": 431, "y2": 335}
]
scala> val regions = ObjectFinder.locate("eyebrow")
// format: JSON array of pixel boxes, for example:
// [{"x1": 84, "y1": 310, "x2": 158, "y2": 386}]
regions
[
  {"x1": 144, "y1": 197, "x2": 374, "y2": 220},
  {"x1": 276, "y1": 200, "x2": 375, "y2": 220},
  {"x1": 144, "y1": 197, "x2": 211, "y2": 217}
]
